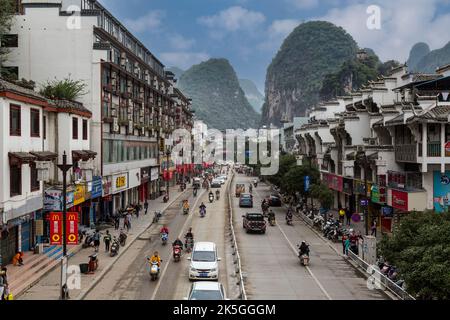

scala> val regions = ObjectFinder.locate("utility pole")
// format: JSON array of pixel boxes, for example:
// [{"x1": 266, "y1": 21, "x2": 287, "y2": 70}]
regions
[
  {"x1": 57, "y1": 151, "x2": 72, "y2": 300},
  {"x1": 166, "y1": 148, "x2": 171, "y2": 200}
]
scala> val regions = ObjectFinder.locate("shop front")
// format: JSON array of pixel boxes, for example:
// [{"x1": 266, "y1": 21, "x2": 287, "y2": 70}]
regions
[
  {"x1": 140, "y1": 167, "x2": 150, "y2": 202},
  {"x1": 150, "y1": 167, "x2": 160, "y2": 199},
  {"x1": 433, "y1": 171, "x2": 450, "y2": 213},
  {"x1": 371, "y1": 181, "x2": 388, "y2": 233},
  {"x1": 85, "y1": 176, "x2": 103, "y2": 224},
  {"x1": 112, "y1": 173, "x2": 128, "y2": 212},
  {"x1": 343, "y1": 177, "x2": 355, "y2": 214},
  {"x1": 128, "y1": 168, "x2": 141, "y2": 205},
  {"x1": 323, "y1": 173, "x2": 344, "y2": 209}
]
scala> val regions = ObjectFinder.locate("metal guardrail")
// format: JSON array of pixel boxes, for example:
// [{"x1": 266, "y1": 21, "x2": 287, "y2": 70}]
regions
[
  {"x1": 227, "y1": 172, "x2": 247, "y2": 300},
  {"x1": 346, "y1": 250, "x2": 416, "y2": 300}
]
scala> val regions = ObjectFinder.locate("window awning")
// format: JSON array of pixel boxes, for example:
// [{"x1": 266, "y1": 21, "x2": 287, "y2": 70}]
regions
[
  {"x1": 72, "y1": 150, "x2": 97, "y2": 162},
  {"x1": 30, "y1": 151, "x2": 58, "y2": 161},
  {"x1": 8, "y1": 152, "x2": 37, "y2": 165}
]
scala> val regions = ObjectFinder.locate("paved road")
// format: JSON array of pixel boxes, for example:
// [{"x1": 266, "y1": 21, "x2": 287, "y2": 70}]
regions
[
  {"x1": 85, "y1": 175, "x2": 237, "y2": 300},
  {"x1": 232, "y1": 174, "x2": 389, "y2": 300}
]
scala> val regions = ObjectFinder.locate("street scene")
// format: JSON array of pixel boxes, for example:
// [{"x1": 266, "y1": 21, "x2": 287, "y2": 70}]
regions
[{"x1": 1, "y1": 0, "x2": 450, "y2": 303}]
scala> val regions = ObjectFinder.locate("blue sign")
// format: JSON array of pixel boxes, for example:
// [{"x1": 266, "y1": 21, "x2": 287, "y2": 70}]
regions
[
  {"x1": 433, "y1": 171, "x2": 450, "y2": 213},
  {"x1": 382, "y1": 206, "x2": 393, "y2": 217},
  {"x1": 360, "y1": 199, "x2": 369, "y2": 206},
  {"x1": 91, "y1": 177, "x2": 103, "y2": 199},
  {"x1": 304, "y1": 176, "x2": 310, "y2": 192}
]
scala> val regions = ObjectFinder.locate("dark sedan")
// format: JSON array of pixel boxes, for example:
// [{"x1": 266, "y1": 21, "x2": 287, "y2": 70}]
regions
[{"x1": 268, "y1": 195, "x2": 282, "y2": 207}]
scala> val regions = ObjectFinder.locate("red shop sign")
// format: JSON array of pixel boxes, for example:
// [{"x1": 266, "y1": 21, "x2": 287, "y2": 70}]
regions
[
  {"x1": 328, "y1": 174, "x2": 343, "y2": 192},
  {"x1": 66, "y1": 212, "x2": 79, "y2": 245},
  {"x1": 392, "y1": 190, "x2": 408, "y2": 211},
  {"x1": 49, "y1": 212, "x2": 63, "y2": 245}
]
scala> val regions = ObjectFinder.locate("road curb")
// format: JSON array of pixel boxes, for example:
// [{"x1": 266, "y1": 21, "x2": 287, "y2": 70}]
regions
[{"x1": 75, "y1": 189, "x2": 188, "y2": 300}]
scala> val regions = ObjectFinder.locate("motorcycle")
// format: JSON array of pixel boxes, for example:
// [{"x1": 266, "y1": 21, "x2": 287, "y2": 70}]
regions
[
  {"x1": 163, "y1": 195, "x2": 169, "y2": 203},
  {"x1": 268, "y1": 216, "x2": 276, "y2": 226},
  {"x1": 161, "y1": 232, "x2": 168, "y2": 245},
  {"x1": 193, "y1": 188, "x2": 198, "y2": 197},
  {"x1": 286, "y1": 215, "x2": 293, "y2": 226},
  {"x1": 88, "y1": 253, "x2": 99, "y2": 272},
  {"x1": 173, "y1": 245, "x2": 182, "y2": 262},
  {"x1": 110, "y1": 237, "x2": 120, "y2": 257},
  {"x1": 183, "y1": 207, "x2": 189, "y2": 215},
  {"x1": 82, "y1": 233, "x2": 95, "y2": 249},
  {"x1": 313, "y1": 215, "x2": 324, "y2": 229},
  {"x1": 185, "y1": 237, "x2": 194, "y2": 253},
  {"x1": 148, "y1": 259, "x2": 160, "y2": 281},
  {"x1": 300, "y1": 254, "x2": 310, "y2": 266},
  {"x1": 216, "y1": 193, "x2": 220, "y2": 200},
  {"x1": 119, "y1": 231, "x2": 127, "y2": 246},
  {"x1": 200, "y1": 207, "x2": 206, "y2": 218},
  {"x1": 153, "y1": 211, "x2": 162, "y2": 223},
  {"x1": 209, "y1": 194, "x2": 214, "y2": 203},
  {"x1": 253, "y1": 181, "x2": 258, "y2": 188}
]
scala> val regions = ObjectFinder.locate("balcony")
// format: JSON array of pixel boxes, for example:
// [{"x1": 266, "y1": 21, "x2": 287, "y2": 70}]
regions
[
  {"x1": 395, "y1": 144, "x2": 417, "y2": 163},
  {"x1": 427, "y1": 141, "x2": 441, "y2": 157}
]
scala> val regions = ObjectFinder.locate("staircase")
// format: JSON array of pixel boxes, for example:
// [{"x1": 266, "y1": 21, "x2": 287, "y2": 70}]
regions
[{"x1": 8, "y1": 244, "x2": 82, "y2": 298}]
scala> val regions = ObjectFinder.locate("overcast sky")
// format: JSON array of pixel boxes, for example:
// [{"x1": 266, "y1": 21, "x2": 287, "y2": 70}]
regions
[{"x1": 99, "y1": 0, "x2": 450, "y2": 93}]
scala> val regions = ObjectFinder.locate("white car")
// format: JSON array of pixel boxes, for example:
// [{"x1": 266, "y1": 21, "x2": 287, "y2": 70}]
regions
[
  {"x1": 185, "y1": 282, "x2": 228, "y2": 300},
  {"x1": 188, "y1": 242, "x2": 220, "y2": 281},
  {"x1": 217, "y1": 176, "x2": 226, "y2": 184}
]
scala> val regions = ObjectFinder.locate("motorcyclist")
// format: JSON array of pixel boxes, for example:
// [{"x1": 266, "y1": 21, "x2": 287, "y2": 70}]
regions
[
  {"x1": 268, "y1": 210, "x2": 275, "y2": 222},
  {"x1": 215, "y1": 189, "x2": 220, "y2": 198},
  {"x1": 185, "y1": 227, "x2": 194, "y2": 241},
  {"x1": 249, "y1": 184, "x2": 253, "y2": 193},
  {"x1": 149, "y1": 251, "x2": 162, "y2": 267},
  {"x1": 209, "y1": 191, "x2": 214, "y2": 199},
  {"x1": 298, "y1": 241, "x2": 310, "y2": 257},
  {"x1": 286, "y1": 209, "x2": 293, "y2": 221},
  {"x1": 160, "y1": 225, "x2": 169, "y2": 235},
  {"x1": 183, "y1": 200, "x2": 190, "y2": 212},
  {"x1": 172, "y1": 238, "x2": 183, "y2": 248}
]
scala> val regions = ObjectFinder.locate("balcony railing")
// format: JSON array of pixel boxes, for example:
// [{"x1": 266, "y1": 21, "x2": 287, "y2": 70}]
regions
[
  {"x1": 395, "y1": 144, "x2": 417, "y2": 163},
  {"x1": 427, "y1": 141, "x2": 441, "y2": 157}
]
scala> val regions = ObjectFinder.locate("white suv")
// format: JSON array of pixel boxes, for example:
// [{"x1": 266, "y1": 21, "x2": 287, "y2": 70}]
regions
[{"x1": 188, "y1": 242, "x2": 220, "y2": 281}]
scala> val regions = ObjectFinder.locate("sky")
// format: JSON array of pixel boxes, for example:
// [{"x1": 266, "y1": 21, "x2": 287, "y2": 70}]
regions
[{"x1": 98, "y1": 0, "x2": 450, "y2": 93}]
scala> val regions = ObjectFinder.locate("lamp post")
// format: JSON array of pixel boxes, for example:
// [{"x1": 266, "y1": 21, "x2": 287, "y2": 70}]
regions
[
  {"x1": 357, "y1": 152, "x2": 369, "y2": 236},
  {"x1": 166, "y1": 148, "x2": 171, "y2": 199},
  {"x1": 57, "y1": 151, "x2": 73, "y2": 300}
]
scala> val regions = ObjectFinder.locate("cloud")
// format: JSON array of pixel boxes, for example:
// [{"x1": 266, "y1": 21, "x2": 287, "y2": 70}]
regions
[
  {"x1": 160, "y1": 52, "x2": 210, "y2": 70},
  {"x1": 259, "y1": 19, "x2": 301, "y2": 50},
  {"x1": 169, "y1": 34, "x2": 196, "y2": 50},
  {"x1": 123, "y1": 10, "x2": 165, "y2": 33},
  {"x1": 317, "y1": 0, "x2": 450, "y2": 63},
  {"x1": 198, "y1": 6, "x2": 266, "y2": 37},
  {"x1": 286, "y1": 0, "x2": 319, "y2": 9}
]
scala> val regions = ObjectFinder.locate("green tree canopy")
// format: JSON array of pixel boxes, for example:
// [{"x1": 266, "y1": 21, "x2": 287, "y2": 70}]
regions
[
  {"x1": 40, "y1": 77, "x2": 88, "y2": 101},
  {"x1": 311, "y1": 183, "x2": 333, "y2": 210},
  {"x1": 0, "y1": 0, "x2": 16, "y2": 69},
  {"x1": 281, "y1": 164, "x2": 320, "y2": 196},
  {"x1": 379, "y1": 211, "x2": 450, "y2": 300}
]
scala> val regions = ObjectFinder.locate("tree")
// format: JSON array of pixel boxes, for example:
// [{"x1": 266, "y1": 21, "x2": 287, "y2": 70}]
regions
[
  {"x1": 266, "y1": 154, "x2": 297, "y2": 190},
  {"x1": 311, "y1": 183, "x2": 333, "y2": 210},
  {"x1": 40, "y1": 77, "x2": 88, "y2": 101},
  {"x1": 0, "y1": 0, "x2": 16, "y2": 70},
  {"x1": 378, "y1": 211, "x2": 450, "y2": 300},
  {"x1": 281, "y1": 164, "x2": 319, "y2": 197}
]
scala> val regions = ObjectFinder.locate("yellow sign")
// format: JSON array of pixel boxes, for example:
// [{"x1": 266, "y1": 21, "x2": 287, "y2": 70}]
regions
[
  {"x1": 68, "y1": 234, "x2": 76, "y2": 242},
  {"x1": 116, "y1": 176, "x2": 126, "y2": 188},
  {"x1": 73, "y1": 184, "x2": 86, "y2": 206},
  {"x1": 52, "y1": 234, "x2": 60, "y2": 242}
]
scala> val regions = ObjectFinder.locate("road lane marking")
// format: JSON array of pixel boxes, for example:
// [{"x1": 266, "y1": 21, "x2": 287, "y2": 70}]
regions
[
  {"x1": 253, "y1": 182, "x2": 333, "y2": 300},
  {"x1": 150, "y1": 189, "x2": 205, "y2": 300}
]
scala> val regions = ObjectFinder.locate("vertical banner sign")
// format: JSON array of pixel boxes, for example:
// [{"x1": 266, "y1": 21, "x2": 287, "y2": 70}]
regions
[
  {"x1": 50, "y1": 212, "x2": 63, "y2": 245},
  {"x1": 66, "y1": 212, "x2": 79, "y2": 245},
  {"x1": 304, "y1": 176, "x2": 310, "y2": 192}
]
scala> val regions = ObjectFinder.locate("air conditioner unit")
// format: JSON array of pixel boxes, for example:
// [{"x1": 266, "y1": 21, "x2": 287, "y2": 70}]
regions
[
  {"x1": 111, "y1": 78, "x2": 117, "y2": 87},
  {"x1": 370, "y1": 139, "x2": 377, "y2": 146},
  {"x1": 111, "y1": 109, "x2": 117, "y2": 117},
  {"x1": 357, "y1": 146, "x2": 364, "y2": 152},
  {"x1": 113, "y1": 117, "x2": 119, "y2": 132},
  {"x1": 112, "y1": 71, "x2": 117, "y2": 79}
]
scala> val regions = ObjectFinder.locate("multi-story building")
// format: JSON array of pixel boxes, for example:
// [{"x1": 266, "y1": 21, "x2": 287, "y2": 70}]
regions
[
  {"x1": 0, "y1": 77, "x2": 94, "y2": 265},
  {"x1": 295, "y1": 64, "x2": 450, "y2": 234},
  {"x1": 5, "y1": 0, "x2": 192, "y2": 214}
]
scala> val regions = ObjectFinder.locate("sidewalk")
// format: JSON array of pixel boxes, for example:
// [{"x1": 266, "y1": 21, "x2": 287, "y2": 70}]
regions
[{"x1": 12, "y1": 185, "x2": 189, "y2": 300}]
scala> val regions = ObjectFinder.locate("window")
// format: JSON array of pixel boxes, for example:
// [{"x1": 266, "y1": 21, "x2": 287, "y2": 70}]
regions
[
  {"x1": 43, "y1": 116, "x2": 47, "y2": 140},
  {"x1": 10, "y1": 164, "x2": 22, "y2": 197},
  {"x1": 30, "y1": 109, "x2": 40, "y2": 137},
  {"x1": 10, "y1": 104, "x2": 21, "y2": 136},
  {"x1": 30, "y1": 164, "x2": 39, "y2": 192},
  {"x1": 82, "y1": 119, "x2": 88, "y2": 140},
  {"x1": 1, "y1": 34, "x2": 18, "y2": 48},
  {"x1": 72, "y1": 117, "x2": 78, "y2": 139}
]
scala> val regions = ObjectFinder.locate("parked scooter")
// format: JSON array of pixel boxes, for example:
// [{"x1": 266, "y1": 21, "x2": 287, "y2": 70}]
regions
[
  {"x1": 110, "y1": 237, "x2": 120, "y2": 257},
  {"x1": 119, "y1": 230, "x2": 127, "y2": 246},
  {"x1": 82, "y1": 232, "x2": 95, "y2": 249}
]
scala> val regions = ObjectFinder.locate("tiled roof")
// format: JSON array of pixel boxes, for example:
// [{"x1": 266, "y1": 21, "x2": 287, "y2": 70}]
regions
[
  {"x1": 51, "y1": 99, "x2": 92, "y2": 116},
  {"x1": 0, "y1": 78, "x2": 47, "y2": 102}
]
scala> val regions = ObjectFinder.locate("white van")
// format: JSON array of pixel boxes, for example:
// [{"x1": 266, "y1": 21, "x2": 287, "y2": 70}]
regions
[{"x1": 188, "y1": 242, "x2": 220, "y2": 281}]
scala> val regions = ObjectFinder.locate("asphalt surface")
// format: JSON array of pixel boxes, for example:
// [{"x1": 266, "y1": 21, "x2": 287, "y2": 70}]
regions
[
  {"x1": 232, "y1": 174, "x2": 389, "y2": 300},
  {"x1": 85, "y1": 175, "x2": 235, "y2": 300}
]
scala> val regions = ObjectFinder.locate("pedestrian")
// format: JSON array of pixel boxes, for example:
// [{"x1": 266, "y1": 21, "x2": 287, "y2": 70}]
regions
[
  {"x1": 0, "y1": 267, "x2": 8, "y2": 300},
  {"x1": 338, "y1": 207, "x2": 345, "y2": 224},
  {"x1": 371, "y1": 219, "x2": 377, "y2": 237},
  {"x1": 135, "y1": 203, "x2": 140, "y2": 219},
  {"x1": 104, "y1": 230, "x2": 112, "y2": 252},
  {"x1": 12, "y1": 252, "x2": 24, "y2": 266},
  {"x1": 93, "y1": 230, "x2": 101, "y2": 252},
  {"x1": 114, "y1": 215, "x2": 120, "y2": 230},
  {"x1": 344, "y1": 237, "x2": 351, "y2": 256},
  {"x1": 345, "y1": 208, "x2": 352, "y2": 226},
  {"x1": 127, "y1": 212, "x2": 132, "y2": 230},
  {"x1": 341, "y1": 233, "x2": 349, "y2": 255},
  {"x1": 144, "y1": 200, "x2": 149, "y2": 215}
]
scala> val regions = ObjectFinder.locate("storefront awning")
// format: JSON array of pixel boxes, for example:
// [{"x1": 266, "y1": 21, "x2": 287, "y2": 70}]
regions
[
  {"x1": 30, "y1": 151, "x2": 58, "y2": 161},
  {"x1": 8, "y1": 152, "x2": 37, "y2": 165},
  {"x1": 72, "y1": 150, "x2": 97, "y2": 162}
]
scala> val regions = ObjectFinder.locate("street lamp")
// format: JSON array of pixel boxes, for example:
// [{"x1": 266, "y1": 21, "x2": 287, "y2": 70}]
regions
[
  {"x1": 57, "y1": 151, "x2": 73, "y2": 300},
  {"x1": 357, "y1": 152, "x2": 369, "y2": 236},
  {"x1": 166, "y1": 148, "x2": 171, "y2": 200}
]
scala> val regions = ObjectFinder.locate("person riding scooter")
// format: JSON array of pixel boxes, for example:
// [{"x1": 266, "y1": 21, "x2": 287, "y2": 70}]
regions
[
  {"x1": 298, "y1": 241, "x2": 310, "y2": 257},
  {"x1": 209, "y1": 191, "x2": 214, "y2": 203},
  {"x1": 286, "y1": 209, "x2": 293, "y2": 225},
  {"x1": 183, "y1": 200, "x2": 190, "y2": 215},
  {"x1": 199, "y1": 202, "x2": 207, "y2": 217},
  {"x1": 249, "y1": 184, "x2": 253, "y2": 194},
  {"x1": 149, "y1": 251, "x2": 162, "y2": 267},
  {"x1": 215, "y1": 190, "x2": 220, "y2": 200},
  {"x1": 268, "y1": 210, "x2": 276, "y2": 225}
]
